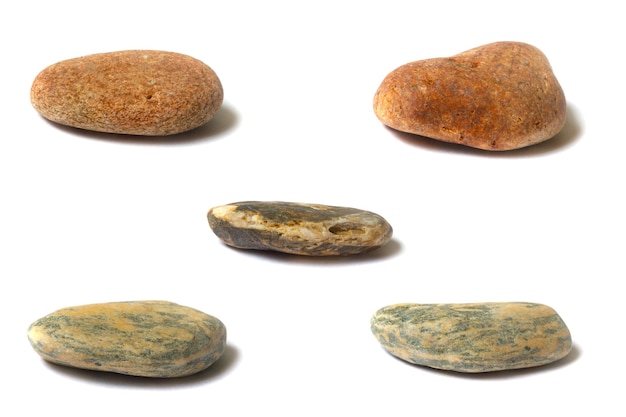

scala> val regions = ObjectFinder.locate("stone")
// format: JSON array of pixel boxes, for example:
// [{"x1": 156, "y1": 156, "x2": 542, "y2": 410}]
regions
[
  {"x1": 207, "y1": 201, "x2": 393, "y2": 256},
  {"x1": 27, "y1": 300, "x2": 226, "y2": 378},
  {"x1": 373, "y1": 42, "x2": 566, "y2": 151},
  {"x1": 370, "y1": 302, "x2": 572, "y2": 373},
  {"x1": 31, "y1": 50, "x2": 223, "y2": 136}
]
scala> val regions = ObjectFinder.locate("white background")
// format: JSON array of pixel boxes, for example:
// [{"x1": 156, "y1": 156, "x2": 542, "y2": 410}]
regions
[{"x1": 1, "y1": 1, "x2": 623, "y2": 415}]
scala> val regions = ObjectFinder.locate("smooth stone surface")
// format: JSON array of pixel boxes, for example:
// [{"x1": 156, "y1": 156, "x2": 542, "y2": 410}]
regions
[
  {"x1": 31, "y1": 50, "x2": 223, "y2": 136},
  {"x1": 373, "y1": 41, "x2": 566, "y2": 151},
  {"x1": 27, "y1": 300, "x2": 226, "y2": 378},
  {"x1": 207, "y1": 201, "x2": 393, "y2": 256},
  {"x1": 371, "y1": 302, "x2": 572, "y2": 373}
]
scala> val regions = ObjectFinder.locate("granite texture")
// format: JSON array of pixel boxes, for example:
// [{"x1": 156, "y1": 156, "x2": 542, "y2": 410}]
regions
[
  {"x1": 27, "y1": 301, "x2": 226, "y2": 378},
  {"x1": 373, "y1": 41, "x2": 566, "y2": 151},
  {"x1": 31, "y1": 50, "x2": 223, "y2": 136},
  {"x1": 207, "y1": 201, "x2": 393, "y2": 256},
  {"x1": 371, "y1": 302, "x2": 572, "y2": 372}
]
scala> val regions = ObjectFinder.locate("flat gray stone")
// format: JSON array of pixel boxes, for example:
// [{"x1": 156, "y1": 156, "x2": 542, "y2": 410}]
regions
[{"x1": 207, "y1": 201, "x2": 393, "y2": 256}]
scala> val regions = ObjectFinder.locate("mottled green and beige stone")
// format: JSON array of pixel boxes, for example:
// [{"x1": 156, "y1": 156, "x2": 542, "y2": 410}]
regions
[
  {"x1": 371, "y1": 302, "x2": 572, "y2": 372},
  {"x1": 207, "y1": 201, "x2": 393, "y2": 256},
  {"x1": 27, "y1": 301, "x2": 226, "y2": 378}
]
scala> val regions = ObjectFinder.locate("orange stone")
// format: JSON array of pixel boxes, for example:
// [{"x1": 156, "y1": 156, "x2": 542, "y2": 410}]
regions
[
  {"x1": 373, "y1": 42, "x2": 566, "y2": 151},
  {"x1": 31, "y1": 50, "x2": 223, "y2": 136}
]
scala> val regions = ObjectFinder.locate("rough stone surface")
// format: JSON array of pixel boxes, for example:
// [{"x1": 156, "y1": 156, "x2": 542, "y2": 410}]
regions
[
  {"x1": 207, "y1": 201, "x2": 393, "y2": 256},
  {"x1": 27, "y1": 300, "x2": 226, "y2": 378},
  {"x1": 31, "y1": 50, "x2": 223, "y2": 136},
  {"x1": 373, "y1": 42, "x2": 566, "y2": 151},
  {"x1": 371, "y1": 302, "x2": 572, "y2": 373}
]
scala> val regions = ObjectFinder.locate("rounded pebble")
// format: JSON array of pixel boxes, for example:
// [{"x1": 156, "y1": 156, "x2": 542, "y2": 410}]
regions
[
  {"x1": 27, "y1": 300, "x2": 227, "y2": 378},
  {"x1": 31, "y1": 50, "x2": 223, "y2": 136},
  {"x1": 371, "y1": 302, "x2": 572, "y2": 373},
  {"x1": 373, "y1": 42, "x2": 566, "y2": 151}
]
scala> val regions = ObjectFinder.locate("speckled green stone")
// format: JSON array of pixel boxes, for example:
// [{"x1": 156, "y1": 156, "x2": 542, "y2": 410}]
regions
[
  {"x1": 207, "y1": 201, "x2": 393, "y2": 256},
  {"x1": 27, "y1": 300, "x2": 227, "y2": 378},
  {"x1": 371, "y1": 302, "x2": 572, "y2": 373}
]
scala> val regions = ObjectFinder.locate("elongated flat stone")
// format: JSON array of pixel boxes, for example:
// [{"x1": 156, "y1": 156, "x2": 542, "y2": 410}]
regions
[
  {"x1": 31, "y1": 50, "x2": 223, "y2": 136},
  {"x1": 207, "y1": 201, "x2": 393, "y2": 256},
  {"x1": 371, "y1": 302, "x2": 572, "y2": 373},
  {"x1": 27, "y1": 301, "x2": 226, "y2": 378},
  {"x1": 373, "y1": 42, "x2": 566, "y2": 150}
]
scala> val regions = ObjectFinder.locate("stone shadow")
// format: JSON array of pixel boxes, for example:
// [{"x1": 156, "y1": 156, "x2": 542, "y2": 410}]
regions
[
  {"x1": 41, "y1": 343, "x2": 240, "y2": 388},
  {"x1": 388, "y1": 342, "x2": 582, "y2": 380},
  {"x1": 389, "y1": 103, "x2": 583, "y2": 157},
  {"x1": 220, "y1": 237, "x2": 404, "y2": 266},
  {"x1": 40, "y1": 102, "x2": 239, "y2": 146}
]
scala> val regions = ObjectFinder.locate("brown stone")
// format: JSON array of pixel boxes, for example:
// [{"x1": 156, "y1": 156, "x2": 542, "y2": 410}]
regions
[
  {"x1": 31, "y1": 50, "x2": 223, "y2": 136},
  {"x1": 373, "y1": 42, "x2": 566, "y2": 151},
  {"x1": 207, "y1": 201, "x2": 393, "y2": 256}
]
